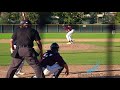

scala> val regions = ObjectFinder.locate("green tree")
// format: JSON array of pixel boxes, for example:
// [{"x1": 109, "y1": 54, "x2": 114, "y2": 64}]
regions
[
  {"x1": 102, "y1": 13, "x2": 115, "y2": 24},
  {"x1": 0, "y1": 12, "x2": 10, "y2": 24},
  {"x1": 52, "y1": 12, "x2": 84, "y2": 24},
  {"x1": 115, "y1": 12, "x2": 120, "y2": 24},
  {"x1": 8, "y1": 12, "x2": 20, "y2": 24},
  {"x1": 18, "y1": 12, "x2": 52, "y2": 24},
  {"x1": 0, "y1": 12, "x2": 52, "y2": 24},
  {"x1": 89, "y1": 12, "x2": 97, "y2": 24},
  {"x1": 23, "y1": 12, "x2": 39, "y2": 24}
]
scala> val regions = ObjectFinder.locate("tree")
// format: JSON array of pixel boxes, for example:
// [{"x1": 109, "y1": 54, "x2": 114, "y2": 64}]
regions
[
  {"x1": 115, "y1": 12, "x2": 120, "y2": 24},
  {"x1": 8, "y1": 12, "x2": 20, "y2": 24},
  {"x1": 89, "y1": 12, "x2": 97, "y2": 24},
  {"x1": 102, "y1": 13, "x2": 115, "y2": 24},
  {"x1": 0, "y1": 12, "x2": 52, "y2": 24},
  {"x1": 0, "y1": 12, "x2": 10, "y2": 24},
  {"x1": 52, "y1": 12, "x2": 84, "y2": 24}
]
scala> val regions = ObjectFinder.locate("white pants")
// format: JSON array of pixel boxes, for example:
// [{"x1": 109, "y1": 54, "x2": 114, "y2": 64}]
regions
[
  {"x1": 43, "y1": 63, "x2": 62, "y2": 76},
  {"x1": 66, "y1": 29, "x2": 74, "y2": 42},
  {"x1": 33, "y1": 63, "x2": 63, "y2": 78}
]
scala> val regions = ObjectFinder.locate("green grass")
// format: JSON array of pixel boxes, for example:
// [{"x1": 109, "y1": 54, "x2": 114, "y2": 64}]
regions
[
  {"x1": 0, "y1": 43, "x2": 11, "y2": 65},
  {"x1": 61, "y1": 52, "x2": 107, "y2": 65},
  {"x1": 0, "y1": 33, "x2": 120, "y2": 65},
  {"x1": 0, "y1": 33, "x2": 12, "y2": 39},
  {"x1": 0, "y1": 33, "x2": 120, "y2": 39},
  {"x1": 80, "y1": 42, "x2": 120, "y2": 46},
  {"x1": 0, "y1": 42, "x2": 120, "y2": 65}
]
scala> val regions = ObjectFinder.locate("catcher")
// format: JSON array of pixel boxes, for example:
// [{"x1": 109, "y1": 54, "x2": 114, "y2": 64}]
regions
[{"x1": 32, "y1": 42, "x2": 69, "y2": 78}]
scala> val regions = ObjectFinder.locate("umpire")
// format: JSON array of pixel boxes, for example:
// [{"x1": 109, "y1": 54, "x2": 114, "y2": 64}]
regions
[{"x1": 6, "y1": 19, "x2": 44, "y2": 78}]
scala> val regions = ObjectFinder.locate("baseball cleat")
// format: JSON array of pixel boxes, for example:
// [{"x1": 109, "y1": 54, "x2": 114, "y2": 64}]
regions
[
  {"x1": 70, "y1": 42, "x2": 73, "y2": 44},
  {"x1": 13, "y1": 75, "x2": 19, "y2": 78},
  {"x1": 16, "y1": 71, "x2": 25, "y2": 75},
  {"x1": 66, "y1": 42, "x2": 72, "y2": 44},
  {"x1": 31, "y1": 75, "x2": 37, "y2": 78}
]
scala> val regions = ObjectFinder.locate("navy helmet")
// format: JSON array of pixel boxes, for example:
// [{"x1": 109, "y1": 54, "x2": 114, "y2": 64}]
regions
[{"x1": 50, "y1": 42, "x2": 59, "y2": 51}]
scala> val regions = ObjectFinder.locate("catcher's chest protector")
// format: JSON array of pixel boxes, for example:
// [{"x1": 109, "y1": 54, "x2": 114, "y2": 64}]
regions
[{"x1": 43, "y1": 50, "x2": 54, "y2": 60}]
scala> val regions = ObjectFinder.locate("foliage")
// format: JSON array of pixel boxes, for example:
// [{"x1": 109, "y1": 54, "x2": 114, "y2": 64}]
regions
[
  {"x1": 7, "y1": 12, "x2": 20, "y2": 24},
  {"x1": 115, "y1": 12, "x2": 120, "y2": 24},
  {"x1": 0, "y1": 12, "x2": 10, "y2": 24},
  {"x1": 0, "y1": 12, "x2": 118, "y2": 24},
  {"x1": 52, "y1": 12, "x2": 84, "y2": 24},
  {"x1": 102, "y1": 14, "x2": 115, "y2": 24},
  {"x1": 89, "y1": 12, "x2": 97, "y2": 24}
]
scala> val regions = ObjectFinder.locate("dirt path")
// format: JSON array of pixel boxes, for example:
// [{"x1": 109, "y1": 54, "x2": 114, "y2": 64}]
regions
[
  {"x1": 1, "y1": 65, "x2": 120, "y2": 78},
  {"x1": 0, "y1": 38, "x2": 120, "y2": 43}
]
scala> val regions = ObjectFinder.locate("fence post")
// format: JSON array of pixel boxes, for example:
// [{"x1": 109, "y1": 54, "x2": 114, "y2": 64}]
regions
[
  {"x1": 79, "y1": 25, "x2": 80, "y2": 32},
  {"x1": 46, "y1": 24, "x2": 48, "y2": 33},
  {"x1": 92, "y1": 25, "x2": 93, "y2": 32},
  {"x1": 1, "y1": 25, "x2": 3, "y2": 33},
  {"x1": 57, "y1": 24, "x2": 59, "y2": 32},
  {"x1": 12, "y1": 25, "x2": 14, "y2": 33},
  {"x1": 102, "y1": 24, "x2": 103, "y2": 32}
]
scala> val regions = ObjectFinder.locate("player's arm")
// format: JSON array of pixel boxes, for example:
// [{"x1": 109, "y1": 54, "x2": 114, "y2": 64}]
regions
[
  {"x1": 34, "y1": 30, "x2": 43, "y2": 60},
  {"x1": 10, "y1": 30, "x2": 17, "y2": 52},
  {"x1": 35, "y1": 40, "x2": 43, "y2": 60},
  {"x1": 10, "y1": 39, "x2": 15, "y2": 50},
  {"x1": 56, "y1": 55, "x2": 69, "y2": 75},
  {"x1": 64, "y1": 63, "x2": 69, "y2": 75}
]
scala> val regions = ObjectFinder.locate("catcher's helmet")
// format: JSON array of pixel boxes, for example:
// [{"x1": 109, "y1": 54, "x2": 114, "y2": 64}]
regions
[{"x1": 50, "y1": 42, "x2": 59, "y2": 51}]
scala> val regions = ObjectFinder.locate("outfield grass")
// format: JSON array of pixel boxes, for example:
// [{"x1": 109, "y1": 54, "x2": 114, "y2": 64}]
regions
[
  {"x1": 0, "y1": 42, "x2": 120, "y2": 65},
  {"x1": 0, "y1": 33, "x2": 120, "y2": 65},
  {"x1": 0, "y1": 33, "x2": 120, "y2": 39}
]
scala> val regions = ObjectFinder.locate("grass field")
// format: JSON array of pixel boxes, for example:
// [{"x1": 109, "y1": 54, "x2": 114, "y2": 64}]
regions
[
  {"x1": 0, "y1": 33, "x2": 120, "y2": 65},
  {"x1": 1, "y1": 33, "x2": 120, "y2": 39}
]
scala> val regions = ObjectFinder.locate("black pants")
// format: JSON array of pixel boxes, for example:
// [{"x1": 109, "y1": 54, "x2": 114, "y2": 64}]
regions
[{"x1": 6, "y1": 47, "x2": 44, "y2": 78}]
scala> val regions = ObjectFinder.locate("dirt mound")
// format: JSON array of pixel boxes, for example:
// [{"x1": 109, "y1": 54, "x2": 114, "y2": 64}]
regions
[{"x1": 34, "y1": 43, "x2": 104, "y2": 51}]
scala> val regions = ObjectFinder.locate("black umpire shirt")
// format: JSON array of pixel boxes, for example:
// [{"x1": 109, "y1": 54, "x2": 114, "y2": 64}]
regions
[{"x1": 12, "y1": 27, "x2": 41, "y2": 47}]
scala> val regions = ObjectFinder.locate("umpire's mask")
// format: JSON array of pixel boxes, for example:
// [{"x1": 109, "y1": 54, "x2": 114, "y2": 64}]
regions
[{"x1": 20, "y1": 19, "x2": 32, "y2": 28}]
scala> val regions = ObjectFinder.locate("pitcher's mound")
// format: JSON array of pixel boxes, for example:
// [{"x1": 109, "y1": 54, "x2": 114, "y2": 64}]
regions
[{"x1": 34, "y1": 43, "x2": 104, "y2": 51}]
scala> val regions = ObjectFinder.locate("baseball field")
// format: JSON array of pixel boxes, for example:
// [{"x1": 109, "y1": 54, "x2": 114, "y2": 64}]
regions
[{"x1": 0, "y1": 33, "x2": 120, "y2": 78}]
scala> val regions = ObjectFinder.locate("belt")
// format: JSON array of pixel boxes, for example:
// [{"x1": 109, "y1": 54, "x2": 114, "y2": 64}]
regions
[{"x1": 18, "y1": 45, "x2": 32, "y2": 48}]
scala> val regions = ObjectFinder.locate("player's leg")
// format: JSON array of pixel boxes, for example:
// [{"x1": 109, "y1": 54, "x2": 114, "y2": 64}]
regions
[
  {"x1": 52, "y1": 67, "x2": 64, "y2": 78},
  {"x1": 6, "y1": 58, "x2": 24, "y2": 78},
  {"x1": 15, "y1": 61, "x2": 25, "y2": 75},
  {"x1": 68, "y1": 29, "x2": 74, "y2": 43},
  {"x1": 31, "y1": 63, "x2": 63, "y2": 78},
  {"x1": 26, "y1": 56, "x2": 45, "y2": 78},
  {"x1": 66, "y1": 32, "x2": 72, "y2": 44},
  {"x1": 44, "y1": 64, "x2": 61, "y2": 75},
  {"x1": 44, "y1": 63, "x2": 64, "y2": 78},
  {"x1": 66, "y1": 33, "x2": 70, "y2": 43},
  {"x1": 66, "y1": 30, "x2": 74, "y2": 44}
]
